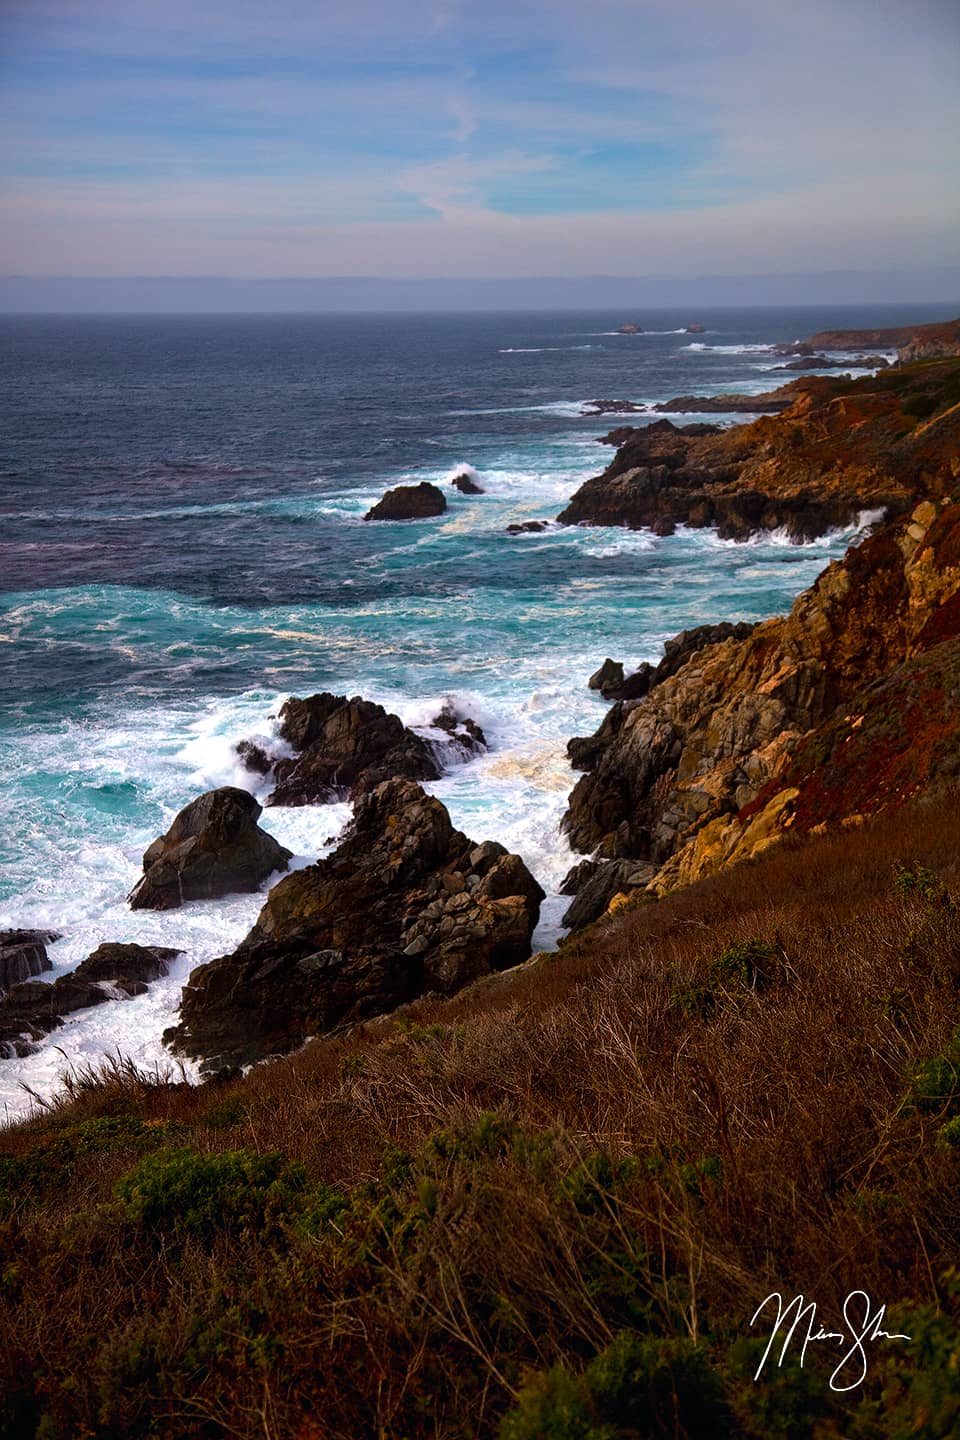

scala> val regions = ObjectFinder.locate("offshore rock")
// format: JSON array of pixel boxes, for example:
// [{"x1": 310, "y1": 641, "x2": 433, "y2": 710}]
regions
[
  {"x1": 364, "y1": 481, "x2": 446, "y2": 521},
  {"x1": 0, "y1": 943, "x2": 180, "y2": 1055},
  {"x1": 129, "y1": 788, "x2": 291, "y2": 910},
  {"x1": 166, "y1": 778, "x2": 544, "y2": 1070},
  {"x1": 451, "y1": 472, "x2": 484, "y2": 494},
  {"x1": 0, "y1": 930, "x2": 58, "y2": 995}
]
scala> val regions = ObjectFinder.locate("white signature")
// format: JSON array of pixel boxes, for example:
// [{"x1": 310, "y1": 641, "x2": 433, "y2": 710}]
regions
[{"x1": 750, "y1": 1291, "x2": 911, "y2": 1392}]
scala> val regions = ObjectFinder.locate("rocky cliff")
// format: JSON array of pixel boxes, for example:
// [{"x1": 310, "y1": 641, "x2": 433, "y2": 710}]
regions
[
  {"x1": 562, "y1": 477, "x2": 960, "y2": 908},
  {"x1": 558, "y1": 359, "x2": 960, "y2": 541}
]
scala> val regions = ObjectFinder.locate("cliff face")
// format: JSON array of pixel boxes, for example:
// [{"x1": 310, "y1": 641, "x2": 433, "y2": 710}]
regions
[
  {"x1": 558, "y1": 359, "x2": 960, "y2": 541},
  {"x1": 804, "y1": 317, "x2": 960, "y2": 361},
  {"x1": 562, "y1": 490, "x2": 960, "y2": 898}
]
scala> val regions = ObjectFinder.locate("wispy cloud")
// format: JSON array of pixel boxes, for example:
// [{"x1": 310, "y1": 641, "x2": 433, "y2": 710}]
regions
[{"x1": 0, "y1": 0, "x2": 957, "y2": 275}]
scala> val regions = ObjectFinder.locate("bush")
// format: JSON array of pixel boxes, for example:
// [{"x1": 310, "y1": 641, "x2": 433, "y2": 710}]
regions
[{"x1": 115, "y1": 1147, "x2": 308, "y2": 1239}]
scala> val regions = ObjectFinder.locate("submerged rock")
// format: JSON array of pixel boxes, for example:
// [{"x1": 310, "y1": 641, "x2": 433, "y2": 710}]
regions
[
  {"x1": 0, "y1": 943, "x2": 181, "y2": 1055},
  {"x1": 364, "y1": 482, "x2": 446, "y2": 521},
  {"x1": 129, "y1": 788, "x2": 292, "y2": 911},
  {"x1": 166, "y1": 778, "x2": 545, "y2": 1070}
]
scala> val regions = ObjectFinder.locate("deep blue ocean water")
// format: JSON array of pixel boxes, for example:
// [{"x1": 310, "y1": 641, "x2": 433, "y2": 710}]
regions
[{"x1": 1, "y1": 302, "x2": 953, "y2": 1114}]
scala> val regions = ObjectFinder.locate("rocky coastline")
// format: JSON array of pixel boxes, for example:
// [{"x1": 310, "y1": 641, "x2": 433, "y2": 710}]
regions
[{"x1": 2, "y1": 332, "x2": 959, "y2": 1082}]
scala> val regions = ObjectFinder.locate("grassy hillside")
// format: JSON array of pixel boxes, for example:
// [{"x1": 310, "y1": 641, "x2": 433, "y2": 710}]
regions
[{"x1": 2, "y1": 794, "x2": 960, "y2": 1438}]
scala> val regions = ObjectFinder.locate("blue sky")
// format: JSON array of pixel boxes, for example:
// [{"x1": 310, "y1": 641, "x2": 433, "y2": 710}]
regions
[{"x1": 1, "y1": 0, "x2": 958, "y2": 277}]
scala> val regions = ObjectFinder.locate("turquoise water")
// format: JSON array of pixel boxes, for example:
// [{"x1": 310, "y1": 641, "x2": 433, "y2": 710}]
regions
[{"x1": 2, "y1": 303, "x2": 947, "y2": 1116}]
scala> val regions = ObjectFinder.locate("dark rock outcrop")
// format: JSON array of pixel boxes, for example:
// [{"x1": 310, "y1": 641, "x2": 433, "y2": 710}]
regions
[
  {"x1": 558, "y1": 361, "x2": 960, "y2": 543},
  {"x1": 0, "y1": 943, "x2": 180, "y2": 1056},
  {"x1": 166, "y1": 779, "x2": 545, "y2": 1070},
  {"x1": 561, "y1": 496, "x2": 960, "y2": 895},
  {"x1": 267, "y1": 693, "x2": 442, "y2": 806},
  {"x1": 583, "y1": 624, "x2": 760, "y2": 710},
  {"x1": 506, "y1": 520, "x2": 550, "y2": 534},
  {"x1": 364, "y1": 482, "x2": 446, "y2": 521},
  {"x1": 451, "y1": 472, "x2": 484, "y2": 495},
  {"x1": 429, "y1": 702, "x2": 487, "y2": 759},
  {"x1": 559, "y1": 858, "x2": 656, "y2": 931},
  {"x1": 0, "y1": 930, "x2": 58, "y2": 995},
  {"x1": 618, "y1": 323, "x2": 642, "y2": 334},
  {"x1": 588, "y1": 659, "x2": 624, "y2": 694},
  {"x1": 129, "y1": 788, "x2": 292, "y2": 911},
  {"x1": 582, "y1": 400, "x2": 646, "y2": 417},
  {"x1": 685, "y1": 323, "x2": 706, "y2": 334}
]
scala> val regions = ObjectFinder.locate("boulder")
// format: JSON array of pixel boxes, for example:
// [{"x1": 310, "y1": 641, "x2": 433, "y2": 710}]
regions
[
  {"x1": 451, "y1": 472, "x2": 484, "y2": 495},
  {"x1": 267, "y1": 693, "x2": 442, "y2": 806},
  {"x1": 617, "y1": 323, "x2": 642, "y2": 334},
  {"x1": 429, "y1": 702, "x2": 487, "y2": 759},
  {"x1": 166, "y1": 778, "x2": 545, "y2": 1070},
  {"x1": 588, "y1": 658, "x2": 623, "y2": 694},
  {"x1": 685, "y1": 323, "x2": 706, "y2": 334},
  {"x1": 0, "y1": 930, "x2": 58, "y2": 994},
  {"x1": 505, "y1": 521, "x2": 549, "y2": 534},
  {"x1": 364, "y1": 482, "x2": 446, "y2": 521},
  {"x1": 0, "y1": 943, "x2": 180, "y2": 1055},
  {"x1": 129, "y1": 788, "x2": 292, "y2": 911}
]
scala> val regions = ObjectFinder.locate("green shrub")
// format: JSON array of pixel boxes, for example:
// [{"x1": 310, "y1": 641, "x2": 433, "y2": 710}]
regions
[
  {"x1": 892, "y1": 862, "x2": 951, "y2": 906},
  {"x1": 708, "y1": 940, "x2": 779, "y2": 991},
  {"x1": 501, "y1": 1332, "x2": 731, "y2": 1440},
  {"x1": 906, "y1": 1031, "x2": 960, "y2": 1115},
  {"x1": 115, "y1": 1147, "x2": 307, "y2": 1239}
]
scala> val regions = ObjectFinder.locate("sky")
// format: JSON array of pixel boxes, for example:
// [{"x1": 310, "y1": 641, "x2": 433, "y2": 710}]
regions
[{"x1": 0, "y1": 0, "x2": 958, "y2": 285}]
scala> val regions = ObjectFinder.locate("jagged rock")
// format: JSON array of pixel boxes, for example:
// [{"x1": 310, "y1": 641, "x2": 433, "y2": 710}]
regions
[
  {"x1": 166, "y1": 778, "x2": 544, "y2": 1070},
  {"x1": 0, "y1": 930, "x2": 58, "y2": 995},
  {"x1": 561, "y1": 859, "x2": 657, "y2": 932},
  {"x1": 557, "y1": 361, "x2": 960, "y2": 543},
  {"x1": 0, "y1": 943, "x2": 180, "y2": 1054},
  {"x1": 588, "y1": 659, "x2": 623, "y2": 693},
  {"x1": 129, "y1": 788, "x2": 291, "y2": 911},
  {"x1": 364, "y1": 482, "x2": 446, "y2": 521},
  {"x1": 506, "y1": 521, "x2": 549, "y2": 534},
  {"x1": 267, "y1": 693, "x2": 442, "y2": 806},
  {"x1": 561, "y1": 496, "x2": 960, "y2": 889},
  {"x1": 451, "y1": 472, "x2": 484, "y2": 494}
]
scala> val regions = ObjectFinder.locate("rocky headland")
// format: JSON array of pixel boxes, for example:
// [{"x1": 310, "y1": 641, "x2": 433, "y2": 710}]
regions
[
  {"x1": 558, "y1": 358, "x2": 960, "y2": 541},
  {"x1": 166, "y1": 778, "x2": 544, "y2": 1070}
]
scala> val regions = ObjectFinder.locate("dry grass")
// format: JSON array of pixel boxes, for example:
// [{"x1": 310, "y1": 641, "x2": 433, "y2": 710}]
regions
[{"x1": 2, "y1": 795, "x2": 960, "y2": 1437}]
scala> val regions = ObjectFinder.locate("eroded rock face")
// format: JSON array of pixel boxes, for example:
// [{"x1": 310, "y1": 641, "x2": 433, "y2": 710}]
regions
[
  {"x1": 583, "y1": 625, "x2": 759, "y2": 707},
  {"x1": 557, "y1": 360, "x2": 960, "y2": 542},
  {"x1": 166, "y1": 778, "x2": 544, "y2": 1070},
  {"x1": 562, "y1": 499, "x2": 960, "y2": 893},
  {"x1": 129, "y1": 788, "x2": 292, "y2": 911},
  {"x1": 0, "y1": 943, "x2": 180, "y2": 1056},
  {"x1": 364, "y1": 482, "x2": 446, "y2": 521},
  {"x1": 0, "y1": 931, "x2": 58, "y2": 995}
]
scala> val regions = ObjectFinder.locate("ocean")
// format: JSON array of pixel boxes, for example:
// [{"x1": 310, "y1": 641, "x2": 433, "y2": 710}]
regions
[{"x1": 1, "y1": 302, "x2": 951, "y2": 1118}]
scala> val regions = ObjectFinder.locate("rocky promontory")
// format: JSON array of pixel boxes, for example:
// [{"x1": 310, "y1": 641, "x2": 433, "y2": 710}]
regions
[
  {"x1": 558, "y1": 359, "x2": 960, "y2": 541},
  {"x1": 166, "y1": 778, "x2": 545, "y2": 1069}
]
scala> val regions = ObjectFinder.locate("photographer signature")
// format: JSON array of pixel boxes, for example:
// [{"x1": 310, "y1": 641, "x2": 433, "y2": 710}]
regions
[{"x1": 750, "y1": 1291, "x2": 911, "y2": 1391}]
